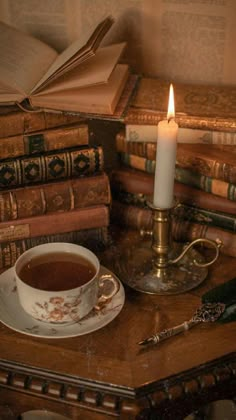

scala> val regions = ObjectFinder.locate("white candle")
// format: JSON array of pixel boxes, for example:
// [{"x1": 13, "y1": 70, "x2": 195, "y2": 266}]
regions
[{"x1": 153, "y1": 84, "x2": 178, "y2": 208}]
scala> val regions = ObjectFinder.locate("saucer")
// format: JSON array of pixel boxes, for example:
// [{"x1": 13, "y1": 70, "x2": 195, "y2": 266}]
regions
[{"x1": 0, "y1": 266, "x2": 125, "y2": 339}]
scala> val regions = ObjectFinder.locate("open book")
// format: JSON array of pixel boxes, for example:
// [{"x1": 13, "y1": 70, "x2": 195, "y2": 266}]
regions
[{"x1": 0, "y1": 16, "x2": 130, "y2": 115}]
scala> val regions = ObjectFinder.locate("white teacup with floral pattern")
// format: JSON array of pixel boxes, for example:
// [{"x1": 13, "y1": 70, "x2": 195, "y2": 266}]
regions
[{"x1": 14, "y1": 243, "x2": 119, "y2": 325}]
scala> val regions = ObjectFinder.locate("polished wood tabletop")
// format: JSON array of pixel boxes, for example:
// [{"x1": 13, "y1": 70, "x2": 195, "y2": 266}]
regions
[{"x1": 0, "y1": 228, "x2": 235, "y2": 419}]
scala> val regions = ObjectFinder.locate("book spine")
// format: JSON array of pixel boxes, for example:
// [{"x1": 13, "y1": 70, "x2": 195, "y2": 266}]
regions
[
  {"x1": 176, "y1": 148, "x2": 236, "y2": 184},
  {"x1": 113, "y1": 190, "x2": 151, "y2": 209},
  {"x1": 125, "y1": 125, "x2": 236, "y2": 145},
  {"x1": 111, "y1": 201, "x2": 153, "y2": 231},
  {"x1": 116, "y1": 131, "x2": 156, "y2": 160},
  {"x1": 0, "y1": 146, "x2": 104, "y2": 189},
  {"x1": 118, "y1": 152, "x2": 236, "y2": 201},
  {"x1": 0, "y1": 173, "x2": 111, "y2": 222},
  {"x1": 174, "y1": 204, "x2": 236, "y2": 233},
  {"x1": 0, "y1": 227, "x2": 110, "y2": 270},
  {"x1": 172, "y1": 220, "x2": 236, "y2": 258},
  {"x1": 0, "y1": 124, "x2": 89, "y2": 160},
  {"x1": 175, "y1": 168, "x2": 236, "y2": 202},
  {"x1": 125, "y1": 78, "x2": 236, "y2": 132},
  {"x1": 113, "y1": 191, "x2": 236, "y2": 233},
  {"x1": 110, "y1": 168, "x2": 236, "y2": 215},
  {"x1": 0, "y1": 205, "x2": 109, "y2": 243},
  {"x1": 111, "y1": 201, "x2": 236, "y2": 257},
  {"x1": 125, "y1": 108, "x2": 236, "y2": 132},
  {"x1": 119, "y1": 152, "x2": 155, "y2": 174},
  {"x1": 0, "y1": 109, "x2": 84, "y2": 138}
]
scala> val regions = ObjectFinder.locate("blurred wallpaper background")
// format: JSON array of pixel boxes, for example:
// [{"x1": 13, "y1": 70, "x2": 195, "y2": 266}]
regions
[{"x1": 1, "y1": 0, "x2": 236, "y2": 85}]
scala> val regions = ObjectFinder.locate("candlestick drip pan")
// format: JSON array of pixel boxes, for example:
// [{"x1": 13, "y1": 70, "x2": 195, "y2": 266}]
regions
[{"x1": 114, "y1": 238, "x2": 208, "y2": 295}]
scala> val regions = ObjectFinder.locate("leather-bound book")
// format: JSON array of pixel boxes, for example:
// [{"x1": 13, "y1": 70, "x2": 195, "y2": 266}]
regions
[
  {"x1": 111, "y1": 200, "x2": 236, "y2": 257},
  {"x1": 0, "y1": 123, "x2": 89, "y2": 160},
  {"x1": 112, "y1": 190, "x2": 236, "y2": 233},
  {"x1": 175, "y1": 143, "x2": 236, "y2": 184},
  {"x1": 110, "y1": 167, "x2": 236, "y2": 215},
  {"x1": 0, "y1": 172, "x2": 111, "y2": 222},
  {"x1": 0, "y1": 105, "x2": 85, "y2": 138},
  {"x1": 125, "y1": 77, "x2": 236, "y2": 132},
  {"x1": 0, "y1": 226, "x2": 110, "y2": 270},
  {"x1": 118, "y1": 150, "x2": 236, "y2": 201},
  {"x1": 0, "y1": 205, "x2": 109, "y2": 244},
  {"x1": 0, "y1": 145, "x2": 104, "y2": 189}
]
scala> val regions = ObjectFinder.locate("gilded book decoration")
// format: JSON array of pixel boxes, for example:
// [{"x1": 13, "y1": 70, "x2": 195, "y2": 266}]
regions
[
  {"x1": 0, "y1": 173, "x2": 111, "y2": 222},
  {"x1": 0, "y1": 123, "x2": 89, "y2": 160},
  {"x1": 0, "y1": 146, "x2": 104, "y2": 188},
  {"x1": 126, "y1": 78, "x2": 236, "y2": 131},
  {"x1": 0, "y1": 205, "x2": 109, "y2": 243},
  {"x1": 0, "y1": 105, "x2": 85, "y2": 138}
]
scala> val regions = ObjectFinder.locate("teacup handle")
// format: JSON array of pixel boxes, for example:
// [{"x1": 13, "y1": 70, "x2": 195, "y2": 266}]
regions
[{"x1": 96, "y1": 274, "x2": 120, "y2": 306}]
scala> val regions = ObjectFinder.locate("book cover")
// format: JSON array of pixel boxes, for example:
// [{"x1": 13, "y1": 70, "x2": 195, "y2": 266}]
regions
[
  {"x1": 0, "y1": 172, "x2": 111, "y2": 222},
  {"x1": 0, "y1": 17, "x2": 130, "y2": 116},
  {"x1": 174, "y1": 204, "x2": 236, "y2": 233},
  {"x1": 0, "y1": 123, "x2": 89, "y2": 160},
  {"x1": 125, "y1": 77, "x2": 236, "y2": 132},
  {"x1": 112, "y1": 190, "x2": 236, "y2": 233},
  {"x1": 0, "y1": 205, "x2": 109, "y2": 243},
  {"x1": 111, "y1": 200, "x2": 236, "y2": 257},
  {"x1": 116, "y1": 131, "x2": 157, "y2": 160},
  {"x1": 0, "y1": 105, "x2": 85, "y2": 138},
  {"x1": 118, "y1": 151, "x2": 236, "y2": 199},
  {"x1": 0, "y1": 226, "x2": 110, "y2": 270},
  {"x1": 176, "y1": 143, "x2": 236, "y2": 184},
  {"x1": 0, "y1": 145, "x2": 103, "y2": 188},
  {"x1": 125, "y1": 124, "x2": 236, "y2": 145},
  {"x1": 110, "y1": 167, "x2": 236, "y2": 215}
]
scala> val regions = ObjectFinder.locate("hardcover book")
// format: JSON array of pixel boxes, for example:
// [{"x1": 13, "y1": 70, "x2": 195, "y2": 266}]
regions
[
  {"x1": 113, "y1": 190, "x2": 236, "y2": 233},
  {"x1": 0, "y1": 205, "x2": 109, "y2": 243},
  {"x1": 0, "y1": 227, "x2": 110, "y2": 270},
  {"x1": 125, "y1": 78, "x2": 236, "y2": 132},
  {"x1": 0, "y1": 145, "x2": 103, "y2": 188},
  {"x1": 118, "y1": 150, "x2": 236, "y2": 198},
  {"x1": 117, "y1": 131, "x2": 236, "y2": 183},
  {"x1": 0, "y1": 105, "x2": 85, "y2": 138},
  {"x1": 0, "y1": 16, "x2": 129, "y2": 116},
  {"x1": 111, "y1": 201, "x2": 236, "y2": 257},
  {"x1": 176, "y1": 143, "x2": 236, "y2": 184},
  {"x1": 125, "y1": 124, "x2": 236, "y2": 145},
  {"x1": 0, "y1": 123, "x2": 89, "y2": 160},
  {"x1": 110, "y1": 167, "x2": 236, "y2": 215},
  {"x1": 0, "y1": 172, "x2": 111, "y2": 222}
]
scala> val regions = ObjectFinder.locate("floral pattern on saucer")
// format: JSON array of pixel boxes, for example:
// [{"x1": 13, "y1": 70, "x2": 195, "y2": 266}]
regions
[{"x1": 0, "y1": 266, "x2": 125, "y2": 339}]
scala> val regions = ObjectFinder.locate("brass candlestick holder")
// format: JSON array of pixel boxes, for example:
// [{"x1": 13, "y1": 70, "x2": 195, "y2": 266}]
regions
[{"x1": 119, "y1": 201, "x2": 222, "y2": 295}]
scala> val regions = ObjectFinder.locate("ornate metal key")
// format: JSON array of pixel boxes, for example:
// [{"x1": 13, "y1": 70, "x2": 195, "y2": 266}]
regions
[{"x1": 138, "y1": 302, "x2": 226, "y2": 346}]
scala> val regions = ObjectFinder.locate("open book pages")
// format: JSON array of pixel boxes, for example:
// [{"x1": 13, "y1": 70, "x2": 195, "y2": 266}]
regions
[
  {"x1": 31, "y1": 64, "x2": 130, "y2": 115},
  {"x1": 0, "y1": 15, "x2": 130, "y2": 115}
]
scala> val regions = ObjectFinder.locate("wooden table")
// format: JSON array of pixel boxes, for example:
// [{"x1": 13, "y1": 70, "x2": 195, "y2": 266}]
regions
[{"x1": 0, "y1": 228, "x2": 235, "y2": 419}]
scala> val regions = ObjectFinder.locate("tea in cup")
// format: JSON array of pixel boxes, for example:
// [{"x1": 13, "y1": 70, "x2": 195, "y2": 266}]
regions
[{"x1": 14, "y1": 243, "x2": 119, "y2": 324}]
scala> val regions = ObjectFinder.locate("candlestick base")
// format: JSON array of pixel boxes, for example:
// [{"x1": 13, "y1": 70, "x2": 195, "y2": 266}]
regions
[{"x1": 115, "y1": 239, "x2": 208, "y2": 295}]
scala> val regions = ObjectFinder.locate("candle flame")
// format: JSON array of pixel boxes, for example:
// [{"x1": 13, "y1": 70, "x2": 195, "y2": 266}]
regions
[{"x1": 167, "y1": 84, "x2": 175, "y2": 121}]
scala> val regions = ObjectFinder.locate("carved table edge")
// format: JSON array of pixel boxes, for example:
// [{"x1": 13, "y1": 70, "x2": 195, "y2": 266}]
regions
[
  {"x1": 0, "y1": 358, "x2": 148, "y2": 417},
  {"x1": 0, "y1": 352, "x2": 235, "y2": 418},
  {"x1": 138, "y1": 351, "x2": 236, "y2": 418}
]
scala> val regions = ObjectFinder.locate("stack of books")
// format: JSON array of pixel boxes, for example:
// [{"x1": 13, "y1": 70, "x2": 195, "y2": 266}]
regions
[
  {"x1": 110, "y1": 78, "x2": 236, "y2": 258},
  {"x1": 0, "y1": 15, "x2": 141, "y2": 270},
  {"x1": 0, "y1": 106, "x2": 113, "y2": 270}
]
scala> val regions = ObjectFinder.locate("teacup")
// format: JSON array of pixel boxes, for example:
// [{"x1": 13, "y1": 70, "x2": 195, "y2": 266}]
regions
[{"x1": 14, "y1": 242, "x2": 119, "y2": 324}]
